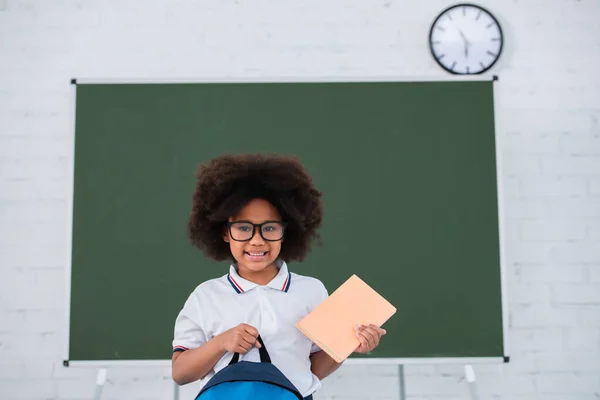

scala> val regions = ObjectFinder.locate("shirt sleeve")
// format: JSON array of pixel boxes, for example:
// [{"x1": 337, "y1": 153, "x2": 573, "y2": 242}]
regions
[
  {"x1": 172, "y1": 292, "x2": 207, "y2": 353},
  {"x1": 310, "y1": 280, "x2": 330, "y2": 353}
]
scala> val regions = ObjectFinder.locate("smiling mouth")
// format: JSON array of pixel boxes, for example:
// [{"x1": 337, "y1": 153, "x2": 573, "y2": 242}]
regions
[{"x1": 245, "y1": 251, "x2": 268, "y2": 257}]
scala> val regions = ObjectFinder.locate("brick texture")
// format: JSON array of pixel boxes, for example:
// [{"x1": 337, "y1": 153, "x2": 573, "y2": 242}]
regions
[{"x1": 1, "y1": 0, "x2": 600, "y2": 399}]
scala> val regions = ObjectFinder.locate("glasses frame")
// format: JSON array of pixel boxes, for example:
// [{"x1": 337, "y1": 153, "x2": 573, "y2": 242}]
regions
[{"x1": 225, "y1": 220, "x2": 288, "y2": 242}]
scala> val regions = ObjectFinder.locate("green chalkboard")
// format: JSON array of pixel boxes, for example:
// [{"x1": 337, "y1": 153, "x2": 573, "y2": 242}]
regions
[{"x1": 68, "y1": 79, "x2": 506, "y2": 363}]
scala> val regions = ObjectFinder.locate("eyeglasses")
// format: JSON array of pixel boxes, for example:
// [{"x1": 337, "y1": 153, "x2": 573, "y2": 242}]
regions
[{"x1": 225, "y1": 221, "x2": 287, "y2": 242}]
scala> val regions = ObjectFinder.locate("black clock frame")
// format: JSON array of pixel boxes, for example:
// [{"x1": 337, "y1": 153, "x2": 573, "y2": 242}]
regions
[{"x1": 428, "y1": 3, "x2": 504, "y2": 75}]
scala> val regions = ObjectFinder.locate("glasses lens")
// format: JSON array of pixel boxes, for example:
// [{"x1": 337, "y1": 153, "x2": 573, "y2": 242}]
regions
[
  {"x1": 261, "y1": 222, "x2": 285, "y2": 241},
  {"x1": 229, "y1": 222, "x2": 254, "y2": 241}
]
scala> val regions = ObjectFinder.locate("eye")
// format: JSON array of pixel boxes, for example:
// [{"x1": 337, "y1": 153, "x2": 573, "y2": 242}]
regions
[
  {"x1": 232, "y1": 223, "x2": 252, "y2": 232},
  {"x1": 263, "y1": 223, "x2": 282, "y2": 232}
]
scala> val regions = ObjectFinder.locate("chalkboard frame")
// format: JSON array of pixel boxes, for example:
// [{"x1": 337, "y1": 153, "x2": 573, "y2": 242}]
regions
[{"x1": 63, "y1": 76, "x2": 509, "y2": 368}]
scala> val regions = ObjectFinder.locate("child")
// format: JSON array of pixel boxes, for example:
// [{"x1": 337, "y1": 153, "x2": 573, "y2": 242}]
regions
[{"x1": 172, "y1": 153, "x2": 386, "y2": 399}]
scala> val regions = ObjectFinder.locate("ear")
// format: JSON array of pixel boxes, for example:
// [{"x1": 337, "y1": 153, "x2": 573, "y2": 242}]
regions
[{"x1": 223, "y1": 225, "x2": 230, "y2": 243}]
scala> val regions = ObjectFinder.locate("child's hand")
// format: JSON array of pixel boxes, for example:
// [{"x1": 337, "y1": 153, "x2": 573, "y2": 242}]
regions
[
  {"x1": 217, "y1": 323, "x2": 262, "y2": 354},
  {"x1": 353, "y1": 324, "x2": 386, "y2": 354}
]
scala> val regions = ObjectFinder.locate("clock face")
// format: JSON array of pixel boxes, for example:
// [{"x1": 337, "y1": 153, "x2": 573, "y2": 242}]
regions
[{"x1": 429, "y1": 4, "x2": 503, "y2": 75}]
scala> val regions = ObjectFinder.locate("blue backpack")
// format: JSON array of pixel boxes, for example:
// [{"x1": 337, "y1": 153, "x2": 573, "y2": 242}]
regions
[{"x1": 195, "y1": 335, "x2": 303, "y2": 400}]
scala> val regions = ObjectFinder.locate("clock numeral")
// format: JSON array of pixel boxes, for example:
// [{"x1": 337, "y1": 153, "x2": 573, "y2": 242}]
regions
[
  {"x1": 431, "y1": 40, "x2": 441, "y2": 45},
  {"x1": 447, "y1": 13, "x2": 453, "y2": 21},
  {"x1": 480, "y1": 61, "x2": 485, "y2": 69},
  {"x1": 487, "y1": 51, "x2": 497, "y2": 57},
  {"x1": 436, "y1": 26, "x2": 446, "y2": 32},
  {"x1": 462, "y1": 6, "x2": 466, "y2": 16},
  {"x1": 466, "y1": 66, "x2": 470, "y2": 74},
  {"x1": 451, "y1": 61, "x2": 457, "y2": 71},
  {"x1": 491, "y1": 37, "x2": 501, "y2": 41},
  {"x1": 438, "y1": 53, "x2": 446, "y2": 59},
  {"x1": 476, "y1": 10, "x2": 482, "y2": 20},
  {"x1": 486, "y1": 22, "x2": 495, "y2": 29}
]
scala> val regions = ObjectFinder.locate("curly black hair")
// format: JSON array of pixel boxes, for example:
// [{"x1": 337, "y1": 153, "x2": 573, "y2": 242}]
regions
[{"x1": 188, "y1": 153, "x2": 323, "y2": 262}]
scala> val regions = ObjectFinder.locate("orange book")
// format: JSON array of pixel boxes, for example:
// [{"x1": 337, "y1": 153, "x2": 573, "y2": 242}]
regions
[{"x1": 296, "y1": 274, "x2": 397, "y2": 363}]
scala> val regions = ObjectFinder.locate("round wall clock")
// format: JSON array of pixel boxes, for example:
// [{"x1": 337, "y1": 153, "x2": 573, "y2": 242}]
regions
[{"x1": 429, "y1": 4, "x2": 503, "y2": 75}]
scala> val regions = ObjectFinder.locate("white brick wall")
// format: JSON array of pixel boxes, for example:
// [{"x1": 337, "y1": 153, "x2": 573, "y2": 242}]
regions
[{"x1": 1, "y1": 0, "x2": 599, "y2": 399}]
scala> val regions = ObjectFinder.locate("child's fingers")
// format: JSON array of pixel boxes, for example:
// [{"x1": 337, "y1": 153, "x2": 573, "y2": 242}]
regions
[
  {"x1": 241, "y1": 323, "x2": 259, "y2": 337},
  {"x1": 355, "y1": 330, "x2": 368, "y2": 348},
  {"x1": 368, "y1": 324, "x2": 387, "y2": 336},
  {"x1": 358, "y1": 337, "x2": 368, "y2": 349},
  {"x1": 238, "y1": 324, "x2": 261, "y2": 348},
  {"x1": 358, "y1": 327, "x2": 377, "y2": 349},
  {"x1": 360, "y1": 324, "x2": 386, "y2": 338},
  {"x1": 237, "y1": 341, "x2": 251, "y2": 353},
  {"x1": 355, "y1": 324, "x2": 387, "y2": 350},
  {"x1": 363, "y1": 325, "x2": 384, "y2": 341},
  {"x1": 241, "y1": 333, "x2": 260, "y2": 348},
  {"x1": 353, "y1": 325, "x2": 373, "y2": 349}
]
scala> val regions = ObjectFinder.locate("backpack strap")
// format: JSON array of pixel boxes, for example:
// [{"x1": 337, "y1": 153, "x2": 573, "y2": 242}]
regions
[{"x1": 228, "y1": 335, "x2": 271, "y2": 365}]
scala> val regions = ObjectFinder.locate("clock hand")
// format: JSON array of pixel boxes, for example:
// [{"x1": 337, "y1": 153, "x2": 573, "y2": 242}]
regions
[{"x1": 458, "y1": 30, "x2": 471, "y2": 59}]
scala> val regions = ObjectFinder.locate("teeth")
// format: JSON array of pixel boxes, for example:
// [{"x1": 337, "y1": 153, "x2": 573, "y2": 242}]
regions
[{"x1": 247, "y1": 252, "x2": 266, "y2": 256}]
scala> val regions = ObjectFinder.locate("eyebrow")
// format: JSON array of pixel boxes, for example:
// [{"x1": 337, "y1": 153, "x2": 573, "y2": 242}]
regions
[{"x1": 230, "y1": 219, "x2": 283, "y2": 224}]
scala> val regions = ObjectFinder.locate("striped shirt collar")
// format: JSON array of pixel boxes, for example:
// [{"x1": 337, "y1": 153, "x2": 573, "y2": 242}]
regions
[{"x1": 227, "y1": 260, "x2": 291, "y2": 294}]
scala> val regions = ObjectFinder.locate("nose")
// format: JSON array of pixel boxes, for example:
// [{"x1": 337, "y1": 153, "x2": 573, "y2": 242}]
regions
[{"x1": 248, "y1": 226, "x2": 265, "y2": 245}]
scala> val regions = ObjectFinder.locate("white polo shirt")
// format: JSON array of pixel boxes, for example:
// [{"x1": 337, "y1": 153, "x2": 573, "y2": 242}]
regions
[{"x1": 172, "y1": 260, "x2": 329, "y2": 397}]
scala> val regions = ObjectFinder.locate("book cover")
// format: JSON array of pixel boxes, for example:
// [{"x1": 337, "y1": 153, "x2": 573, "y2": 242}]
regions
[{"x1": 296, "y1": 274, "x2": 397, "y2": 363}]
